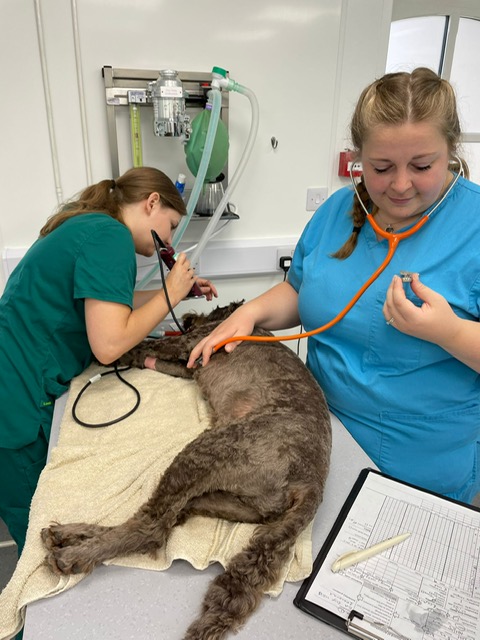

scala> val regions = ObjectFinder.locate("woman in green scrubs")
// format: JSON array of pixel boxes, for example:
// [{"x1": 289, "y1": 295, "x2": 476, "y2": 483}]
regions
[{"x1": 0, "y1": 166, "x2": 217, "y2": 556}]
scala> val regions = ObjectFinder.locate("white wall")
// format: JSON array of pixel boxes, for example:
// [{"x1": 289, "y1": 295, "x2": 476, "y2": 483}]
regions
[{"x1": 0, "y1": 0, "x2": 393, "y2": 313}]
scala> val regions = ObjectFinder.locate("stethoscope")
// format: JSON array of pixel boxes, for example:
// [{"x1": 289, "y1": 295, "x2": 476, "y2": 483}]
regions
[
  {"x1": 352, "y1": 157, "x2": 464, "y2": 270},
  {"x1": 212, "y1": 158, "x2": 463, "y2": 353}
]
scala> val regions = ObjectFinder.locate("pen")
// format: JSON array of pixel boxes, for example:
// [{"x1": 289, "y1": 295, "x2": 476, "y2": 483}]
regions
[{"x1": 331, "y1": 532, "x2": 411, "y2": 573}]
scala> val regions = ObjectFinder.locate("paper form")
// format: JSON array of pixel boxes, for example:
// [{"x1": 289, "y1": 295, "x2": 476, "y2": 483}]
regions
[{"x1": 305, "y1": 472, "x2": 480, "y2": 639}]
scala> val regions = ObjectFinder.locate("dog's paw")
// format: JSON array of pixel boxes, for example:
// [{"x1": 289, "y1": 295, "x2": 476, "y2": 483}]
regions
[
  {"x1": 41, "y1": 523, "x2": 110, "y2": 574},
  {"x1": 41, "y1": 522, "x2": 105, "y2": 548},
  {"x1": 45, "y1": 545, "x2": 97, "y2": 575}
]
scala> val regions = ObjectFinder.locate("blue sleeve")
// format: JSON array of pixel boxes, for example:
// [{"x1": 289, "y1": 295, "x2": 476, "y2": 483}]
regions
[
  {"x1": 288, "y1": 221, "x2": 309, "y2": 293},
  {"x1": 288, "y1": 187, "x2": 355, "y2": 292}
]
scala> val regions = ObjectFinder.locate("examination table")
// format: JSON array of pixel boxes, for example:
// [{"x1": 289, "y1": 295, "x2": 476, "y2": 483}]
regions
[{"x1": 23, "y1": 389, "x2": 376, "y2": 640}]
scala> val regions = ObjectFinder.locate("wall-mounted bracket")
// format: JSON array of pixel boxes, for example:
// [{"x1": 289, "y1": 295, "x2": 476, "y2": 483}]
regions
[{"x1": 102, "y1": 66, "x2": 230, "y2": 180}]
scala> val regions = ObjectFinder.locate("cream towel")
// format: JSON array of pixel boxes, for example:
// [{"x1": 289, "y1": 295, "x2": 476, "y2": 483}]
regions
[{"x1": 0, "y1": 364, "x2": 313, "y2": 639}]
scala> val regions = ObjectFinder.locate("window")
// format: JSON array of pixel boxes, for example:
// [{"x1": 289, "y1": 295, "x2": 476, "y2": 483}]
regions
[
  {"x1": 386, "y1": 3, "x2": 480, "y2": 182},
  {"x1": 386, "y1": 17, "x2": 446, "y2": 75},
  {"x1": 450, "y1": 18, "x2": 480, "y2": 133}
]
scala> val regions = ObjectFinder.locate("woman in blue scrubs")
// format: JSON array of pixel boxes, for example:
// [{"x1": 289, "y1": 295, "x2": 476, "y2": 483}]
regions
[
  {"x1": 189, "y1": 68, "x2": 480, "y2": 504},
  {"x1": 0, "y1": 166, "x2": 217, "y2": 557}
]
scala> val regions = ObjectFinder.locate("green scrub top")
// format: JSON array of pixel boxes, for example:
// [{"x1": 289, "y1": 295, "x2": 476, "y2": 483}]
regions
[{"x1": 0, "y1": 213, "x2": 136, "y2": 449}]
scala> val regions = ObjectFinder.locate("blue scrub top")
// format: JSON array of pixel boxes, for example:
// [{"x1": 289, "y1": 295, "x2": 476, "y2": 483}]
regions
[{"x1": 289, "y1": 176, "x2": 480, "y2": 502}]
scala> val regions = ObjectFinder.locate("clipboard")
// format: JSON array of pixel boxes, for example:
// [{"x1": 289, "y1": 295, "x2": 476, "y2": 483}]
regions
[{"x1": 294, "y1": 468, "x2": 480, "y2": 640}]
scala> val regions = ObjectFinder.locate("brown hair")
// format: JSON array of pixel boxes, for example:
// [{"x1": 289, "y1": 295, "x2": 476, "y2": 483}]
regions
[
  {"x1": 39, "y1": 166, "x2": 186, "y2": 237},
  {"x1": 333, "y1": 67, "x2": 468, "y2": 259}
]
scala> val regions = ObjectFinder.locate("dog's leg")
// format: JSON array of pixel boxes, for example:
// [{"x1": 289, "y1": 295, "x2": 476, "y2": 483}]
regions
[
  {"x1": 149, "y1": 358, "x2": 193, "y2": 379},
  {"x1": 180, "y1": 492, "x2": 266, "y2": 524},
  {"x1": 42, "y1": 427, "x2": 261, "y2": 576},
  {"x1": 42, "y1": 500, "x2": 179, "y2": 576},
  {"x1": 117, "y1": 336, "x2": 191, "y2": 370},
  {"x1": 116, "y1": 339, "x2": 195, "y2": 379},
  {"x1": 183, "y1": 485, "x2": 321, "y2": 640}
]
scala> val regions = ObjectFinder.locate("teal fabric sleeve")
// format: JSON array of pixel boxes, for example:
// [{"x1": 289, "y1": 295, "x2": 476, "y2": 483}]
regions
[{"x1": 74, "y1": 221, "x2": 136, "y2": 308}]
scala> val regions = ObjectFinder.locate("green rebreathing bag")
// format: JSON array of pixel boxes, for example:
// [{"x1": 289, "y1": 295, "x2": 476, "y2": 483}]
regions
[{"x1": 185, "y1": 107, "x2": 229, "y2": 181}]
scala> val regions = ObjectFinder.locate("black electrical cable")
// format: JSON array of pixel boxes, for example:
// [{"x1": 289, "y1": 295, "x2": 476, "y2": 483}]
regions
[
  {"x1": 72, "y1": 364, "x2": 141, "y2": 428},
  {"x1": 71, "y1": 231, "x2": 186, "y2": 428},
  {"x1": 151, "y1": 230, "x2": 186, "y2": 334},
  {"x1": 279, "y1": 256, "x2": 292, "y2": 281}
]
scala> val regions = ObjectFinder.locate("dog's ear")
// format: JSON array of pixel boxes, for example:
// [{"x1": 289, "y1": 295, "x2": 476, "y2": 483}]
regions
[
  {"x1": 181, "y1": 312, "x2": 200, "y2": 332},
  {"x1": 224, "y1": 300, "x2": 244, "y2": 317},
  {"x1": 207, "y1": 300, "x2": 245, "y2": 323},
  {"x1": 182, "y1": 300, "x2": 245, "y2": 331}
]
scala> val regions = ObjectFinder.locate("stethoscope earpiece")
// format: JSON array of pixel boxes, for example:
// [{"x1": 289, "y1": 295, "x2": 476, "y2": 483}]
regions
[
  {"x1": 345, "y1": 156, "x2": 463, "y2": 298},
  {"x1": 349, "y1": 156, "x2": 463, "y2": 237}
]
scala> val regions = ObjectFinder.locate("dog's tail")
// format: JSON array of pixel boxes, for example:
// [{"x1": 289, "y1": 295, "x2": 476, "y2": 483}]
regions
[{"x1": 183, "y1": 485, "x2": 320, "y2": 640}]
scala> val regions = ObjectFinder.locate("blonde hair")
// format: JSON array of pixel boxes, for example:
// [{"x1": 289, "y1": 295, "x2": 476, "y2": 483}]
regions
[
  {"x1": 39, "y1": 166, "x2": 186, "y2": 237},
  {"x1": 333, "y1": 67, "x2": 468, "y2": 259}
]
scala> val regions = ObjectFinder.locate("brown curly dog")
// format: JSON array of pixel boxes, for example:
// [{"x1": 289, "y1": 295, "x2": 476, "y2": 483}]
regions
[{"x1": 42, "y1": 301, "x2": 331, "y2": 639}]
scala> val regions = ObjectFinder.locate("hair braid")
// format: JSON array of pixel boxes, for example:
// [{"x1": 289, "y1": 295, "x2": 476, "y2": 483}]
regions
[{"x1": 331, "y1": 178, "x2": 373, "y2": 259}]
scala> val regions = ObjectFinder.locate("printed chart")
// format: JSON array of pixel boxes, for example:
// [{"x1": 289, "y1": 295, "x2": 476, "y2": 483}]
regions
[{"x1": 304, "y1": 472, "x2": 480, "y2": 639}]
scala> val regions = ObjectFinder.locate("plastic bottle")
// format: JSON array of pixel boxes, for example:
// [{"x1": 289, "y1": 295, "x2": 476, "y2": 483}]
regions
[{"x1": 174, "y1": 173, "x2": 186, "y2": 195}]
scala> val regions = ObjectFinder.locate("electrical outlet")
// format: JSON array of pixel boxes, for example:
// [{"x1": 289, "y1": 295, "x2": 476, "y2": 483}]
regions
[
  {"x1": 279, "y1": 255, "x2": 292, "y2": 272},
  {"x1": 276, "y1": 246, "x2": 295, "y2": 270},
  {"x1": 306, "y1": 187, "x2": 328, "y2": 211}
]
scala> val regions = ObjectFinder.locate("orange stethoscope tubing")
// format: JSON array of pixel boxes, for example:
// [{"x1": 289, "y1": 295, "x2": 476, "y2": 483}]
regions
[
  {"x1": 212, "y1": 215, "x2": 428, "y2": 353},
  {"x1": 212, "y1": 163, "x2": 462, "y2": 354}
]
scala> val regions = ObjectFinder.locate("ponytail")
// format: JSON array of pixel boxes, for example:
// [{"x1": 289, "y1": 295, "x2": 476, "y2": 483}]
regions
[{"x1": 39, "y1": 167, "x2": 186, "y2": 237}]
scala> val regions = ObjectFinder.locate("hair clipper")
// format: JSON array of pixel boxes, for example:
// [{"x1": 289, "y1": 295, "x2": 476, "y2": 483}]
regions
[{"x1": 151, "y1": 230, "x2": 203, "y2": 298}]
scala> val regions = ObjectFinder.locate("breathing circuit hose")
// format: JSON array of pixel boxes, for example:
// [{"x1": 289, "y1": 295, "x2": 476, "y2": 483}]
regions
[
  {"x1": 173, "y1": 87, "x2": 223, "y2": 248},
  {"x1": 134, "y1": 88, "x2": 222, "y2": 291},
  {"x1": 212, "y1": 214, "x2": 429, "y2": 353},
  {"x1": 189, "y1": 80, "x2": 259, "y2": 266},
  {"x1": 136, "y1": 68, "x2": 258, "y2": 289}
]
